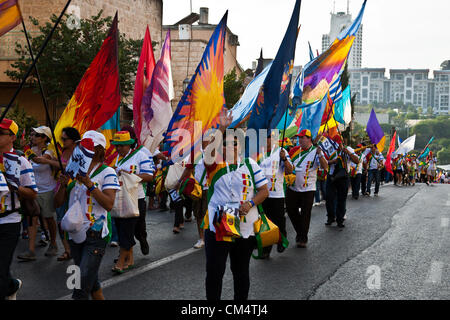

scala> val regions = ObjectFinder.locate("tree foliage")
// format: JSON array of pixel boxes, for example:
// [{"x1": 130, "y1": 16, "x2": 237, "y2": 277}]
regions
[
  {"x1": 223, "y1": 68, "x2": 246, "y2": 109},
  {"x1": 6, "y1": 11, "x2": 144, "y2": 122}
]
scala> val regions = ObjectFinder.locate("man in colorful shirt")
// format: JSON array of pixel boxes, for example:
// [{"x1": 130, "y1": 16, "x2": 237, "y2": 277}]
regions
[{"x1": 363, "y1": 145, "x2": 385, "y2": 196}]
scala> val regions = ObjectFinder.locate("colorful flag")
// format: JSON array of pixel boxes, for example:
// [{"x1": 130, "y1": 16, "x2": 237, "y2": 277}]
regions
[
  {"x1": 0, "y1": 0, "x2": 21, "y2": 38},
  {"x1": 133, "y1": 26, "x2": 156, "y2": 144},
  {"x1": 299, "y1": 90, "x2": 330, "y2": 139},
  {"x1": 1, "y1": 152, "x2": 20, "y2": 188},
  {"x1": 318, "y1": 135, "x2": 339, "y2": 161},
  {"x1": 248, "y1": 0, "x2": 301, "y2": 132},
  {"x1": 418, "y1": 136, "x2": 434, "y2": 159},
  {"x1": 301, "y1": 0, "x2": 366, "y2": 105},
  {"x1": 140, "y1": 30, "x2": 174, "y2": 154},
  {"x1": 100, "y1": 108, "x2": 120, "y2": 166},
  {"x1": 334, "y1": 85, "x2": 351, "y2": 124},
  {"x1": 366, "y1": 109, "x2": 386, "y2": 152},
  {"x1": 385, "y1": 131, "x2": 397, "y2": 175},
  {"x1": 54, "y1": 13, "x2": 120, "y2": 145},
  {"x1": 229, "y1": 62, "x2": 272, "y2": 129},
  {"x1": 164, "y1": 12, "x2": 228, "y2": 165}
]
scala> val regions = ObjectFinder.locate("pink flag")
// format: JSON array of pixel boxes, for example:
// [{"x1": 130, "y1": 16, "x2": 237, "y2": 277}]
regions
[
  {"x1": 133, "y1": 26, "x2": 155, "y2": 143},
  {"x1": 140, "y1": 30, "x2": 173, "y2": 153}
]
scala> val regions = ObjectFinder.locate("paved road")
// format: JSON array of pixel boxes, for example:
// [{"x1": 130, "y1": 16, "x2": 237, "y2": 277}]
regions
[{"x1": 10, "y1": 183, "x2": 449, "y2": 300}]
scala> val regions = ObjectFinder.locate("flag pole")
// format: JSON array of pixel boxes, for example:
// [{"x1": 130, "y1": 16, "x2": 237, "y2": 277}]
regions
[
  {"x1": 20, "y1": 12, "x2": 64, "y2": 171},
  {"x1": 0, "y1": 0, "x2": 72, "y2": 124}
]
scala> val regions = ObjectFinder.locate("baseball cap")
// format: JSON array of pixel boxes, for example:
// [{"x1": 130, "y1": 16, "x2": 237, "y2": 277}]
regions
[
  {"x1": 82, "y1": 130, "x2": 106, "y2": 149},
  {"x1": 33, "y1": 126, "x2": 52, "y2": 140},
  {"x1": 296, "y1": 129, "x2": 312, "y2": 138},
  {"x1": 0, "y1": 119, "x2": 18, "y2": 135}
]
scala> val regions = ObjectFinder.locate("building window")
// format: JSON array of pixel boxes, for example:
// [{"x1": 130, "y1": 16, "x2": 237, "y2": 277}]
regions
[
  {"x1": 362, "y1": 89, "x2": 368, "y2": 99},
  {"x1": 406, "y1": 90, "x2": 412, "y2": 100},
  {"x1": 370, "y1": 73, "x2": 378, "y2": 79},
  {"x1": 406, "y1": 78, "x2": 412, "y2": 88},
  {"x1": 441, "y1": 75, "x2": 449, "y2": 82},
  {"x1": 415, "y1": 74, "x2": 422, "y2": 80},
  {"x1": 362, "y1": 77, "x2": 368, "y2": 86},
  {"x1": 440, "y1": 95, "x2": 449, "y2": 106},
  {"x1": 353, "y1": 73, "x2": 360, "y2": 79},
  {"x1": 396, "y1": 74, "x2": 404, "y2": 80}
]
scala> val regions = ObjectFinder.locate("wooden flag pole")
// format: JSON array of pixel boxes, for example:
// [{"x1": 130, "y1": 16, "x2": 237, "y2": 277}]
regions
[{"x1": 20, "y1": 17, "x2": 64, "y2": 171}]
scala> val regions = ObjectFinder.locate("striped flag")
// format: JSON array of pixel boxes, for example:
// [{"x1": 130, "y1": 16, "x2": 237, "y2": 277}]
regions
[{"x1": 0, "y1": 0, "x2": 22, "y2": 38}]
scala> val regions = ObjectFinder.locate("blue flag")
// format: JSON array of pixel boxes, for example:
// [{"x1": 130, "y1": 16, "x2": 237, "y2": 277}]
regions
[
  {"x1": 299, "y1": 91, "x2": 329, "y2": 139},
  {"x1": 247, "y1": 0, "x2": 301, "y2": 132}
]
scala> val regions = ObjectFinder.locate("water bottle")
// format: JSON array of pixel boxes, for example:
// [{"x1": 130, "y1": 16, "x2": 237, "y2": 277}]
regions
[{"x1": 91, "y1": 216, "x2": 105, "y2": 232}]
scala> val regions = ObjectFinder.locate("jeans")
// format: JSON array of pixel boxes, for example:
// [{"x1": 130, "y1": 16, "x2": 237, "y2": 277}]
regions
[
  {"x1": 326, "y1": 177, "x2": 349, "y2": 224},
  {"x1": 204, "y1": 230, "x2": 256, "y2": 301},
  {"x1": 314, "y1": 180, "x2": 326, "y2": 203},
  {"x1": 286, "y1": 189, "x2": 315, "y2": 243},
  {"x1": 69, "y1": 229, "x2": 107, "y2": 300},
  {"x1": 367, "y1": 169, "x2": 380, "y2": 195},
  {"x1": 0, "y1": 222, "x2": 21, "y2": 300}
]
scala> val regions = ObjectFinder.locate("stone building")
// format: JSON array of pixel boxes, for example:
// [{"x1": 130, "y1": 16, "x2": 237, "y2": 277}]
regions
[
  {"x1": 163, "y1": 7, "x2": 242, "y2": 110},
  {"x1": 0, "y1": 0, "x2": 163, "y2": 124}
]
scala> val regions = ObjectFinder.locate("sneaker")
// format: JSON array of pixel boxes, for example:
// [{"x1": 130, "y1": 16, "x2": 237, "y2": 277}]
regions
[
  {"x1": 337, "y1": 223, "x2": 345, "y2": 228},
  {"x1": 193, "y1": 239, "x2": 205, "y2": 249},
  {"x1": 45, "y1": 244, "x2": 58, "y2": 257},
  {"x1": 343, "y1": 214, "x2": 347, "y2": 220},
  {"x1": 325, "y1": 220, "x2": 335, "y2": 226},
  {"x1": 374, "y1": 193, "x2": 379, "y2": 197},
  {"x1": 6, "y1": 279, "x2": 22, "y2": 300},
  {"x1": 110, "y1": 241, "x2": 119, "y2": 247},
  {"x1": 17, "y1": 250, "x2": 36, "y2": 261}
]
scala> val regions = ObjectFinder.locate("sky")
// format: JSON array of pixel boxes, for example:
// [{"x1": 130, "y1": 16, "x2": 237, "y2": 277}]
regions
[{"x1": 162, "y1": 0, "x2": 450, "y2": 73}]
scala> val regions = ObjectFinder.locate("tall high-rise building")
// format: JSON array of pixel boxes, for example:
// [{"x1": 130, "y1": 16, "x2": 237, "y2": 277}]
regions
[{"x1": 321, "y1": 6, "x2": 363, "y2": 69}]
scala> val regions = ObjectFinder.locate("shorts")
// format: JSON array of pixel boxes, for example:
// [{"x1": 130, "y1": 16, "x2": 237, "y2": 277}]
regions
[
  {"x1": 114, "y1": 217, "x2": 138, "y2": 250},
  {"x1": 36, "y1": 191, "x2": 56, "y2": 219}
]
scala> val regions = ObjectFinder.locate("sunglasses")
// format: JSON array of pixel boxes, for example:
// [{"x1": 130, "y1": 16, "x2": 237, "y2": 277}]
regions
[{"x1": 34, "y1": 133, "x2": 46, "y2": 138}]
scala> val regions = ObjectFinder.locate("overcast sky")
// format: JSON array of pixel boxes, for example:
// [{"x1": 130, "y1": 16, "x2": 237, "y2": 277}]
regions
[{"x1": 162, "y1": 0, "x2": 450, "y2": 73}]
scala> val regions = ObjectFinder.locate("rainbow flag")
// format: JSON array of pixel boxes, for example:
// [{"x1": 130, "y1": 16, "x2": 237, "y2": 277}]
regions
[
  {"x1": 140, "y1": 30, "x2": 174, "y2": 154},
  {"x1": 54, "y1": 13, "x2": 120, "y2": 145},
  {"x1": 134, "y1": 26, "x2": 156, "y2": 144},
  {"x1": 164, "y1": 12, "x2": 228, "y2": 166},
  {"x1": 0, "y1": 0, "x2": 21, "y2": 38},
  {"x1": 301, "y1": 0, "x2": 366, "y2": 105}
]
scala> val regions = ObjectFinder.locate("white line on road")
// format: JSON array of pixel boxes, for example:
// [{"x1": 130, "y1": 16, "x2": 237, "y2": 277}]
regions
[
  {"x1": 425, "y1": 261, "x2": 444, "y2": 284},
  {"x1": 446, "y1": 201, "x2": 450, "y2": 206},
  {"x1": 57, "y1": 247, "x2": 198, "y2": 300},
  {"x1": 442, "y1": 218, "x2": 449, "y2": 228}
]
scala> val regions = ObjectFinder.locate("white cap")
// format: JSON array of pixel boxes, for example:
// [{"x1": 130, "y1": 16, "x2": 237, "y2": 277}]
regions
[
  {"x1": 33, "y1": 126, "x2": 52, "y2": 140},
  {"x1": 82, "y1": 130, "x2": 106, "y2": 149}
]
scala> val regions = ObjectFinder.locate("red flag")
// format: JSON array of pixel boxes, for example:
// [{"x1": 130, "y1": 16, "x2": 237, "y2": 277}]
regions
[
  {"x1": 54, "y1": 13, "x2": 120, "y2": 144},
  {"x1": 385, "y1": 132, "x2": 396, "y2": 175},
  {"x1": 133, "y1": 26, "x2": 156, "y2": 144}
]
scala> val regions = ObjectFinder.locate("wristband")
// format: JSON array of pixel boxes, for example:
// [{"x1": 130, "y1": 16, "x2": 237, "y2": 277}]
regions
[
  {"x1": 88, "y1": 185, "x2": 96, "y2": 192},
  {"x1": 249, "y1": 200, "x2": 255, "y2": 208}
]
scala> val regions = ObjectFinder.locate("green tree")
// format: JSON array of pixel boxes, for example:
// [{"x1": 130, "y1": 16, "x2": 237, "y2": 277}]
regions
[
  {"x1": 223, "y1": 68, "x2": 246, "y2": 109},
  {"x1": 6, "y1": 104, "x2": 38, "y2": 150},
  {"x1": 6, "y1": 11, "x2": 144, "y2": 123},
  {"x1": 437, "y1": 148, "x2": 450, "y2": 164}
]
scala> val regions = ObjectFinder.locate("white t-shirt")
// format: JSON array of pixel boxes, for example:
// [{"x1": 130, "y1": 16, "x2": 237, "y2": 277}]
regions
[
  {"x1": 194, "y1": 159, "x2": 208, "y2": 190},
  {"x1": 207, "y1": 158, "x2": 268, "y2": 239},
  {"x1": 289, "y1": 146, "x2": 320, "y2": 193},
  {"x1": 258, "y1": 147, "x2": 291, "y2": 198},
  {"x1": 67, "y1": 165, "x2": 120, "y2": 240},
  {"x1": 31, "y1": 146, "x2": 57, "y2": 193},
  {"x1": 0, "y1": 155, "x2": 38, "y2": 224},
  {"x1": 364, "y1": 149, "x2": 385, "y2": 170},
  {"x1": 115, "y1": 148, "x2": 155, "y2": 199},
  {"x1": 349, "y1": 152, "x2": 364, "y2": 176}
]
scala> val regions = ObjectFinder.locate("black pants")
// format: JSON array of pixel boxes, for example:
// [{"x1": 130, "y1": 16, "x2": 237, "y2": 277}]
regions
[
  {"x1": 134, "y1": 198, "x2": 147, "y2": 244},
  {"x1": 184, "y1": 198, "x2": 193, "y2": 220},
  {"x1": 367, "y1": 169, "x2": 380, "y2": 195},
  {"x1": 204, "y1": 230, "x2": 256, "y2": 301},
  {"x1": 360, "y1": 172, "x2": 367, "y2": 195},
  {"x1": 326, "y1": 177, "x2": 349, "y2": 224},
  {"x1": 286, "y1": 189, "x2": 315, "y2": 243},
  {"x1": 173, "y1": 200, "x2": 184, "y2": 228},
  {"x1": 261, "y1": 198, "x2": 286, "y2": 254},
  {"x1": 350, "y1": 173, "x2": 362, "y2": 199},
  {"x1": 0, "y1": 222, "x2": 20, "y2": 300}
]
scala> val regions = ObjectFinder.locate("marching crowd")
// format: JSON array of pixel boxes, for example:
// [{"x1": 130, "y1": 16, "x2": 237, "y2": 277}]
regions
[{"x1": 0, "y1": 113, "x2": 447, "y2": 301}]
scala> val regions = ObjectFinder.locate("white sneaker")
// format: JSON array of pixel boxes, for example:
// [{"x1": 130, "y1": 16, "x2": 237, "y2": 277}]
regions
[
  {"x1": 110, "y1": 241, "x2": 119, "y2": 247},
  {"x1": 193, "y1": 239, "x2": 205, "y2": 249},
  {"x1": 6, "y1": 279, "x2": 22, "y2": 300}
]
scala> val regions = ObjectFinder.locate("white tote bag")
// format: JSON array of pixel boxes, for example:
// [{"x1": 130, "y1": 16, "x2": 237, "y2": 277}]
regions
[
  {"x1": 111, "y1": 172, "x2": 142, "y2": 219},
  {"x1": 61, "y1": 187, "x2": 84, "y2": 235},
  {"x1": 164, "y1": 163, "x2": 185, "y2": 190}
]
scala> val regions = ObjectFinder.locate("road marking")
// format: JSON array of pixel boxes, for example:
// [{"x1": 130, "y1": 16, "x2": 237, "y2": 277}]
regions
[
  {"x1": 57, "y1": 247, "x2": 198, "y2": 300},
  {"x1": 425, "y1": 261, "x2": 444, "y2": 284},
  {"x1": 446, "y1": 201, "x2": 450, "y2": 206},
  {"x1": 442, "y1": 218, "x2": 449, "y2": 228}
]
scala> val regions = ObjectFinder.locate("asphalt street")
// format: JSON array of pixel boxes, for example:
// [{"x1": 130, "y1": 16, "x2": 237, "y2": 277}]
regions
[{"x1": 9, "y1": 182, "x2": 449, "y2": 300}]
